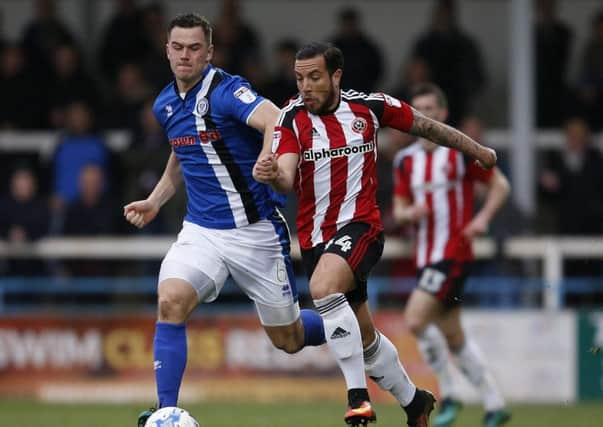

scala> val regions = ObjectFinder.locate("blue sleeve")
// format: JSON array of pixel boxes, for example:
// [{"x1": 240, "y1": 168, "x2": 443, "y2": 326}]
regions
[{"x1": 217, "y1": 76, "x2": 267, "y2": 125}]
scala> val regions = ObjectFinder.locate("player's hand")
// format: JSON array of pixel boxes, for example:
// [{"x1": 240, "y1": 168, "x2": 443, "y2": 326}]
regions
[
  {"x1": 123, "y1": 199, "x2": 160, "y2": 229},
  {"x1": 462, "y1": 214, "x2": 489, "y2": 240},
  {"x1": 477, "y1": 147, "x2": 497, "y2": 169},
  {"x1": 253, "y1": 153, "x2": 279, "y2": 183},
  {"x1": 407, "y1": 203, "x2": 430, "y2": 223}
]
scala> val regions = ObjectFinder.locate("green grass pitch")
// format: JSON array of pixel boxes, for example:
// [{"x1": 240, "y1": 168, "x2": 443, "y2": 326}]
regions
[{"x1": 0, "y1": 400, "x2": 602, "y2": 426}]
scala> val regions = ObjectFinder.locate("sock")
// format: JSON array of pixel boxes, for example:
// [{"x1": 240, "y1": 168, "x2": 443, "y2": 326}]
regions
[
  {"x1": 314, "y1": 293, "x2": 367, "y2": 391},
  {"x1": 300, "y1": 308, "x2": 326, "y2": 346},
  {"x1": 417, "y1": 324, "x2": 457, "y2": 400},
  {"x1": 364, "y1": 330, "x2": 416, "y2": 406},
  {"x1": 153, "y1": 322, "x2": 187, "y2": 407},
  {"x1": 455, "y1": 338, "x2": 505, "y2": 411}
]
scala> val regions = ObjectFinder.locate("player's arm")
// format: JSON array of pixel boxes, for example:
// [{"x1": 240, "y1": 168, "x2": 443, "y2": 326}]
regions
[
  {"x1": 123, "y1": 151, "x2": 182, "y2": 228},
  {"x1": 408, "y1": 108, "x2": 497, "y2": 168},
  {"x1": 463, "y1": 167, "x2": 511, "y2": 239},
  {"x1": 247, "y1": 99, "x2": 280, "y2": 140},
  {"x1": 393, "y1": 195, "x2": 429, "y2": 226}
]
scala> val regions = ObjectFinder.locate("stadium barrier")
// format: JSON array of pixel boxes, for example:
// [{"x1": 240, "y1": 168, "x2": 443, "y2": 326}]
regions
[{"x1": 1, "y1": 235, "x2": 602, "y2": 309}]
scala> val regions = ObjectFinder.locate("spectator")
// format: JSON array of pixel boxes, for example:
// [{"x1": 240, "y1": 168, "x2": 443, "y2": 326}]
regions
[
  {"x1": 412, "y1": 0, "x2": 487, "y2": 125},
  {"x1": 329, "y1": 7, "x2": 384, "y2": 93},
  {"x1": 0, "y1": 166, "x2": 50, "y2": 275},
  {"x1": 120, "y1": 100, "x2": 172, "y2": 233},
  {"x1": 63, "y1": 164, "x2": 118, "y2": 236},
  {"x1": 47, "y1": 43, "x2": 100, "y2": 128},
  {"x1": 0, "y1": 43, "x2": 45, "y2": 129},
  {"x1": 212, "y1": 0, "x2": 262, "y2": 76},
  {"x1": 97, "y1": 0, "x2": 149, "y2": 82},
  {"x1": 264, "y1": 39, "x2": 300, "y2": 107},
  {"x1": 21, "y1": 0, "x2": 75, "y2": 81},
  {"x1": 534, "y1": 0, "x2": 573, "y2": 127},
  {"x1": 390, "y1": 57, "x2": 432, "y2": 102},
  {"x1": 140, "y1": 2, "x2": 172, "y2": 91},
  {"x1": 102, "y1": 62, "x2": 152, "y2": 128},
  {"x1": 61, "y1": 164, "x2": 120, "y2": 276},
  {"x1": 539, "y1": 117, "x2": 603, "y2": 236},
  {"x1": 573, "y1": 9, "x2": 603, "y2": 132},
  {"x1": 52, "y1": 101, "x2": 109, "y2": 210}
]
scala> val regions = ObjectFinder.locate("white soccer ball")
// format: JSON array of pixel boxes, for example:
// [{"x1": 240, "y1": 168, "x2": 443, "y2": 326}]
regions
[{"x1": 144, "y1": 406, "x2": 200, "y2": 427}]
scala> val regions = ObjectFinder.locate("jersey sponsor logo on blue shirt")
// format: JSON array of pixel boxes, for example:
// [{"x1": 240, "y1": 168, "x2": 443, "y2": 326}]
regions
[{"x1": 170, "y1": 135, "x2": 196, "y2": 147}]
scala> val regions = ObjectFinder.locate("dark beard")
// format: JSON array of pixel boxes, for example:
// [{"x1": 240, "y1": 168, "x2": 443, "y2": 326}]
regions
[{"x1": 315, "y1": 88, "x2": 339, "y2": 115}]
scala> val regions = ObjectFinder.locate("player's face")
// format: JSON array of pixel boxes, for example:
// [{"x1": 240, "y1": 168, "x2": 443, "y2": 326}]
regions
[
  {"x1": 412, "y1": 93, "x2": 448, "y2": 151},
  {"x1": 167, "y1": 26, "x2": 213, "y2": 89},
  {"x1": 411, "y1": 93, "x2": 446, "y2": 122},
  {"x1": 295, "y1": 55, "x2": 342, "y2": 114}
]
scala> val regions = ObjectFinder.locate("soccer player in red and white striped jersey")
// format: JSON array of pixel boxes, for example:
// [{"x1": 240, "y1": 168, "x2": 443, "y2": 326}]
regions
[
  {"x1": 393, "y1": 83, "x2": 511, "y2": 427},
  {"x1": 254, "y1": 42, "x2": 496, "y2": 427}
]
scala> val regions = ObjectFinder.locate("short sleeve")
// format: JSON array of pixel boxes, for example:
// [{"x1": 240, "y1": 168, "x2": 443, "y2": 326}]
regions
[
  {"x1": 366, "y1": 92, "x2": 414, "y2": 132},
  {"x1": 273, "y1": 126, "x2": 299, "y2": 155},
  {"x1": 219, "y1": 76, "x2": 267, "y2": 125}
]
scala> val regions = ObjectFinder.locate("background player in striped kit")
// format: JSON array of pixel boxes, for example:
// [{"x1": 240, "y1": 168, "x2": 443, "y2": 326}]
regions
[
  {"x1": 392, "y1": 83, "x2": 511, "y2": 427},
  {"x1": 253, "y1": 42, "x2": 496, "y2": 427},
  {"x1": 123, "y1": 14, "x2": 325, "y2": 427}
]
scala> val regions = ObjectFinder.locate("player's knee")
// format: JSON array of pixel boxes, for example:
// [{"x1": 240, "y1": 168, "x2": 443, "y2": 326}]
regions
[
  {"x1": 157, "y1": 293, "x2": 191, "y2": 323},
  {"x1": 272, "y1": 335, "x2": 304, "y2": 354},
  {"x1": 444, "y1": 330, "x2": 465, "y2": 352},
  {"x1": 309, "y1": 277, "x2": 342, "y2": 300},
  {"x1": 405, "y1": 316, "x2": 428, "y2": 337}
]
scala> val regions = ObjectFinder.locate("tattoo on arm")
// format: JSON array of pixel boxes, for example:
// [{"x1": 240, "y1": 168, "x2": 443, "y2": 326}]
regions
[{"x1": 409, "y1": 108, "x2": 486, "y2": 161}]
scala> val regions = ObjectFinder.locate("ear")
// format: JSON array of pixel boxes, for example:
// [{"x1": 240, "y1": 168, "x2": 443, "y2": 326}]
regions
[
  {"x1": 165, "y1": 43, "x2": 170, "y2": 60},
  {"x1": 441, "y1": 107, "x2": 449, "y2": 122},
  {"x1": 206, "y1": 44, "x2": 214, "y2": 62},
  {"x1": 332, "y1": 68, "x2": 343, "y2": 89}
]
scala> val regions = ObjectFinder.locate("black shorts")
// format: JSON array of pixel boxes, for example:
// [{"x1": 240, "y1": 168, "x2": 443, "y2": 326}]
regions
[
  {"x1": 301, "y1": 222, "x2": 384, "y2": 303},
  {"x1": 416, "y1": 260, "x2": 471, "y2": 309}
]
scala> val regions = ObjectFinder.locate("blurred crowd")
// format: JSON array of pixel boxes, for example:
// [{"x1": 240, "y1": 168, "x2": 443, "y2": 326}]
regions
[{"x1": 1, "y1": 0, "x2": 602, "y2": 279}]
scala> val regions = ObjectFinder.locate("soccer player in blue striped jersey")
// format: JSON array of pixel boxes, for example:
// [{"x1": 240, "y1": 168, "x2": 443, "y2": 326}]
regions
[{"x1": 123, "y1": 13, "x2": 325, "y2": 427}]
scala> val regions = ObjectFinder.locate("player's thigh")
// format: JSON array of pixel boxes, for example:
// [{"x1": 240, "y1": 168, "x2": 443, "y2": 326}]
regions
[
  {"x1": 434, "y1": 306, "x2": 465, "y2": 351},
  {"x1": 310, "y1": 252, "x2": 356, "y2": 298},
  {"x1": 225, "y1": 216, "x2": 300, "y2": 327},
  {"x1": 309, "y1": 222, "x2": 384, "y2": 301},
  {"x1": 405, "y1": 288, "x2": 442, "y2": 334},
  {"x1": 159, "y1": 221, "x2": 229, "y2": 305}
]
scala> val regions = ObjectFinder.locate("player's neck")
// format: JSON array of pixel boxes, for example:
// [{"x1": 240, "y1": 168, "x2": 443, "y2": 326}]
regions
[{"x1": 176, "y1": 76, "x2": 203, "y2": 94}]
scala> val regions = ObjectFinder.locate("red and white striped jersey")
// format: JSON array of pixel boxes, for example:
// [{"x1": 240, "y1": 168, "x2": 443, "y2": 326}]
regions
[
  {"x1": 274, "y1": 90, "x2": 414, "y2": 250},
  {"x1": 393, "y1": 144, "x2": 494, "y2": 267}
]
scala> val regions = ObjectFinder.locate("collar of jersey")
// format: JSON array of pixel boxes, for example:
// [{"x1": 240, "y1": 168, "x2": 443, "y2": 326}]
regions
[{"x1": 171, "y1": 64, "x2": 214, "y2": 99}]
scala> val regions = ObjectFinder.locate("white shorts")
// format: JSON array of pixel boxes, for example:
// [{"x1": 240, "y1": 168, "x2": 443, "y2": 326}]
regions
[{"x1": 158, "y1": 214, "x2": 300, "y2": 326}]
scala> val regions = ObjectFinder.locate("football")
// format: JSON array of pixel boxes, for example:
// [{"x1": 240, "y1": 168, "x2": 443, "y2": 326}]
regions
[{"x1": 144, "y1": 407, "x2": 200, "y2": 427}]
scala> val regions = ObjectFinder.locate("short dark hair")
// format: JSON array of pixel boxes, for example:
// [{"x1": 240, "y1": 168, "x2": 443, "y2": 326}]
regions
[
  {"x1": 410, "y1": 82, "x2": 448, "y2": 109},
  {"x1": 167, "y1": 13, "x2": 213, "y2": 44},
  {"x1": 295, "y1": 42, "x2": 344, "y2": 75}
]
